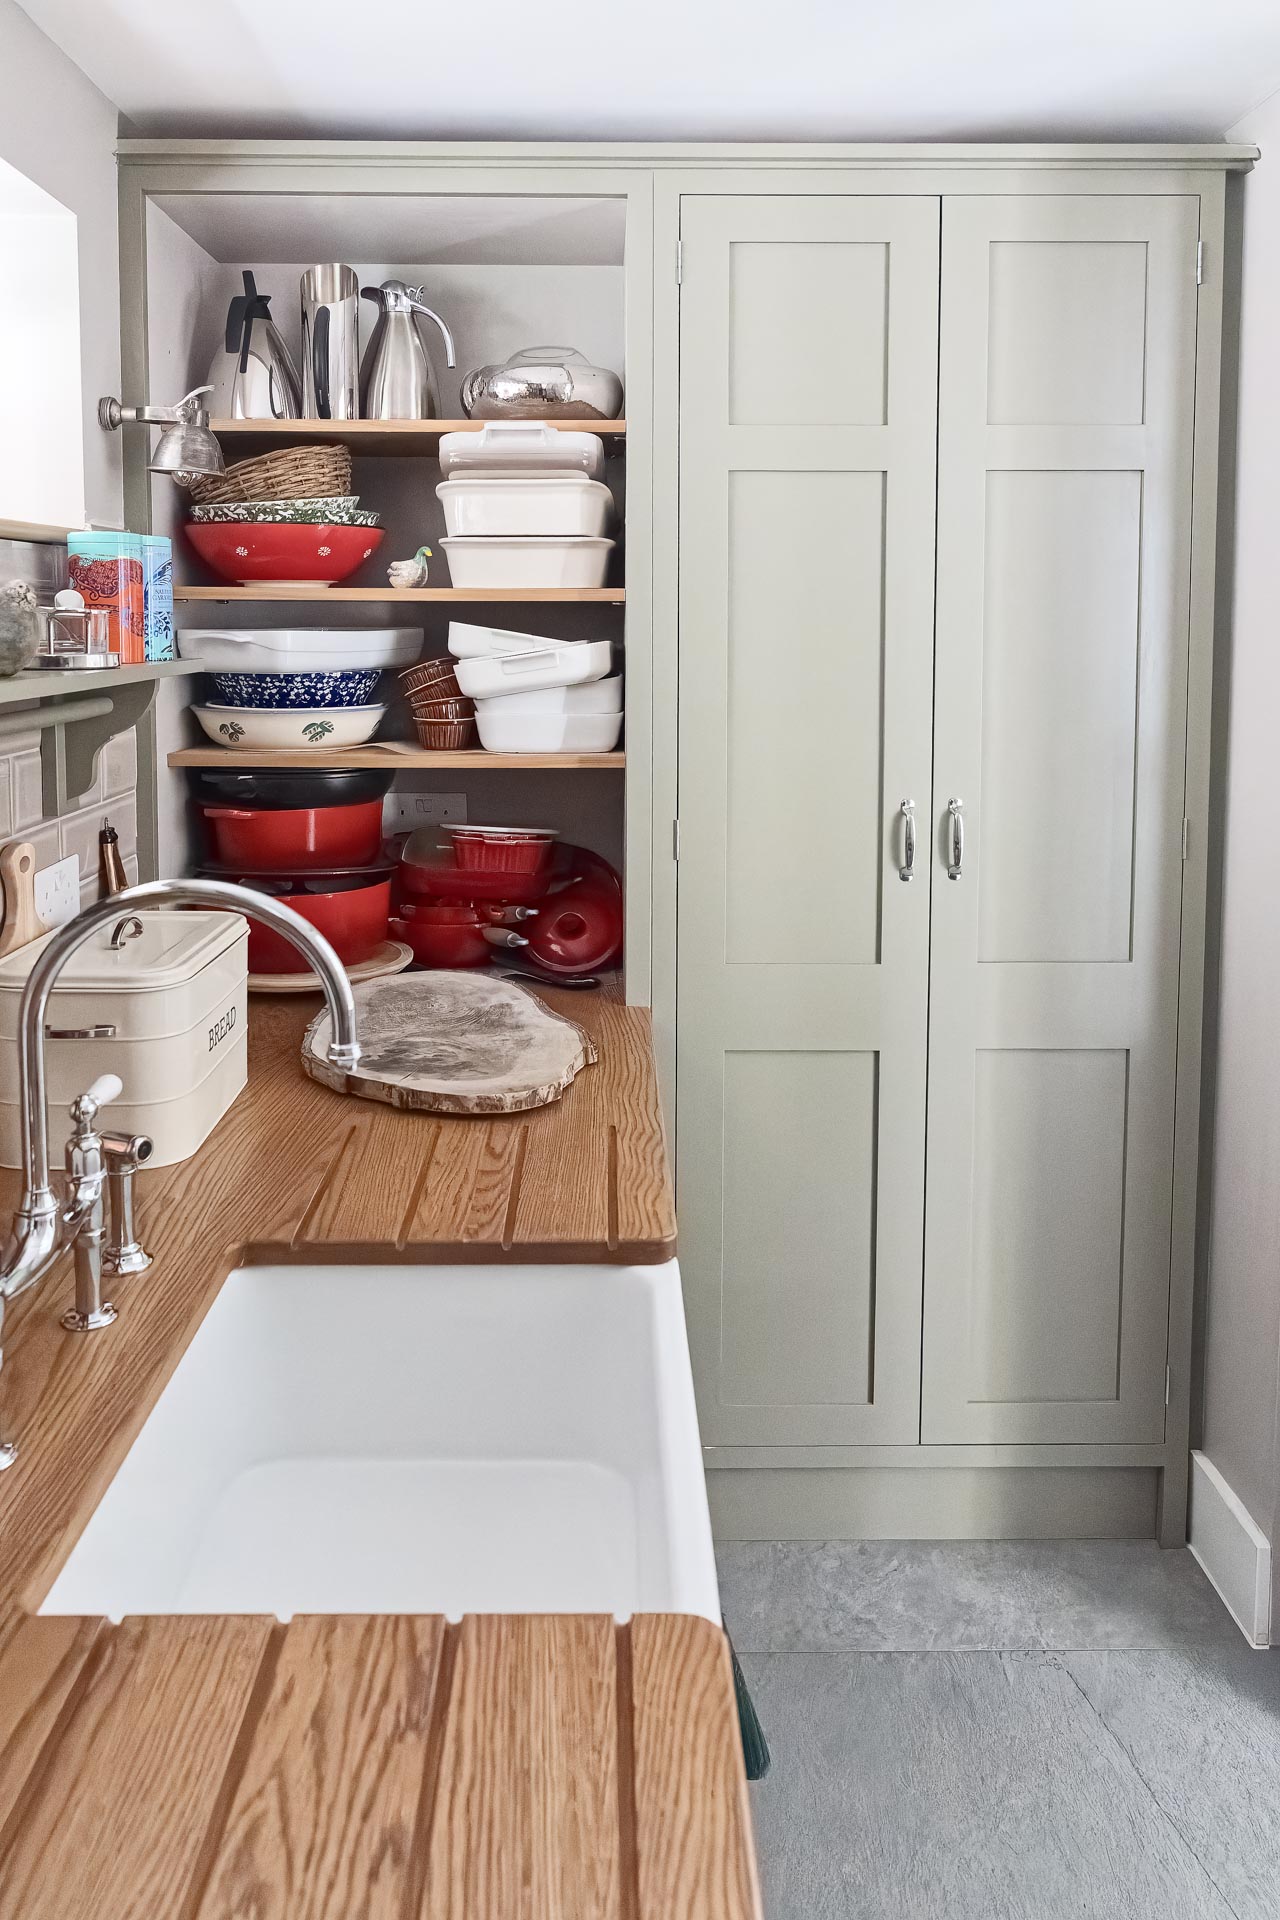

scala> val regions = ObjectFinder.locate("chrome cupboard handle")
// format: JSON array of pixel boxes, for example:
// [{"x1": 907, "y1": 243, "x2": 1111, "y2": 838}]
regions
[
  {"x1": 898, "y1": 800, "x2": 916, "y2": 882},
  {"x1": 947, "y1": 798, "x2": 964, "y2": 880}
]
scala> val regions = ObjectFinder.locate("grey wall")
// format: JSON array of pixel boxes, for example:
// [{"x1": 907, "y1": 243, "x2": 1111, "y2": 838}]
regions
[
  {"x1": 0, "y1": 0, "x2": 122, "y2": 525},
  {"x1": 1200, "y1": 95, "x2": 1280, "y2": 1598}
]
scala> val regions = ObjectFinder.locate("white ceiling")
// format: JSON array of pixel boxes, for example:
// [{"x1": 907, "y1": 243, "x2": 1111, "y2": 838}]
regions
[{"x1": 16, "y1": 0, "x2": 1280, "y2": 142}]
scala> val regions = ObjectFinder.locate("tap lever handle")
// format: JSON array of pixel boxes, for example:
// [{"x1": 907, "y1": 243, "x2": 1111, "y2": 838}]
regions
[{"x1": 74, "y1": 1073, "x2": 123, "y2": 1126}]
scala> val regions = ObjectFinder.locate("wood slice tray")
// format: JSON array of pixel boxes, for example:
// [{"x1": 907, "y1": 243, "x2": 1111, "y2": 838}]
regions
[{"x1": 302, "y1": 971, "x2": 598, "y2": 1114}]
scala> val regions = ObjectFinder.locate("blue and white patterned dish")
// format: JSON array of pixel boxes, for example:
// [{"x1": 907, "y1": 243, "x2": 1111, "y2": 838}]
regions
[{"x1": 210, "y1": 668, "x2": 382, "y2": 708}]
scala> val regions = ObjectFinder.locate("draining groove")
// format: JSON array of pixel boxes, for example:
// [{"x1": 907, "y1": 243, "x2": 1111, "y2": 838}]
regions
[
  {"x1": 607, "y1": 1123, "x2": 620, "y2": 1251},
  {"x1": 0, "y1": 1616, "x2": 110, "y2": 1869},
  {"x1": 175, "y1": 1620, "x2": 288, "y2": 1920},
  {"x1": 401, "y1": 1619, "x2": 461, "y2": 1920},
  {"x1": 291, "y1": 1122, "x2": 360, "y2": 1246},
  {"x1": 615, "y1": 1620, "x2": 641, "y2": 1920},
  {"x1": 397, "y1": 1124, "x2": 442, "y2": 1250},
  {"x1": 500, "y1": 1125, "x2": 530, "y2": 1252}
]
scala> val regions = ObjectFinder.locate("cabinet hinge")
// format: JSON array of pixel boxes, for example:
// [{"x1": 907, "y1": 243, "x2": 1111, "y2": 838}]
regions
[
  {"x1": 1166, "y1": 1363, "x2": 1172, "y2": 1406},
  {"x1": 1196, "y1": 239, "x2": 1204, "y2": 286},
  {"x1": 676, "y1": 240, "x2": 683, "y2": 286},
  {"x1": 672, "y1": 818, "x2": 681, "y2": 861},
  {"x1": 1182, "y1": 816, "x2": 1191, "y2": 861}
]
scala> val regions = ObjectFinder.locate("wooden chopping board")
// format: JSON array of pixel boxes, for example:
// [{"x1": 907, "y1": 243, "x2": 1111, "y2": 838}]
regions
[{"x1": 301, "y1": 971, "x2": 598, "y2": 1114}]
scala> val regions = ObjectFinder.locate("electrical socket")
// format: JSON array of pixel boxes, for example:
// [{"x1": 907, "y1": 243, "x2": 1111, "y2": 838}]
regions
[
  {"x1": 386, "y1": 790, "x2": 468, "y2": 830},
  {"x1": 34, "y1": 854, "x2": 80, "y2": 930}
]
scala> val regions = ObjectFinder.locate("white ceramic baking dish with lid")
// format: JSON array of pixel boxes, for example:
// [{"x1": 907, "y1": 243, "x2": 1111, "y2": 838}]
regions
[
  {"x1": 437, "y1": 423, "x2": 606, "y2": 481},
  {"x1": 475, "y1": 709, "x2": 624, "y2": 754},
  {"x1": 454, "y1": 638, "x2": 613, "y2": 700},
  {"x1": 441, "y1": 535, "x2": 614, "y2": 590},
  {"x1": 0, "y1": 910, "x2": 248, "y2": 1169},
  {"x1": 436, "y1": 475, "x2": 614, "y2": 539},
  {"x1": 176, "y1": 628, "x2": 422, "y2": 672}
]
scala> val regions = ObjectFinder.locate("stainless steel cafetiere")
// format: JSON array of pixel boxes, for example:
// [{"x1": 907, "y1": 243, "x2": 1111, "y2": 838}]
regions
[{"x1": 300, "y1": 263, "x2": 361, "y2": 420}]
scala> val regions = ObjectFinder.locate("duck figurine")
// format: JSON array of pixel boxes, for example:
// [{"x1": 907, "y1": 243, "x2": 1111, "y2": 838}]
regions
[{"x1": 387, "y1": 544, "x2": 432, "y2": 589}]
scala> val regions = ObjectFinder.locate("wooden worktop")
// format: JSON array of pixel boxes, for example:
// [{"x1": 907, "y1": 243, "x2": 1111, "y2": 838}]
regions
[{"x1": 0, "y1": 995, "x2": 759, "y2": 1919}]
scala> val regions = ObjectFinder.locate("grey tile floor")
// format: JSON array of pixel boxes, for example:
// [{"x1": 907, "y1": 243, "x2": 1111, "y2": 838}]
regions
[{"x1": 718, "y1": 1541, "x2": 1280, "y2": 1919}]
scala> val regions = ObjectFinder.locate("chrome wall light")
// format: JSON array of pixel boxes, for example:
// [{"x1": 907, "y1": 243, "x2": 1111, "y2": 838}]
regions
[{"x1": 97, "y1": 385, "x2": 224, "y2": 486}]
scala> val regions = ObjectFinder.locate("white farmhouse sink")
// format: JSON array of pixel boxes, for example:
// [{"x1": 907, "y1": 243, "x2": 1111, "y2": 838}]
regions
[{"x1": 41, "y1": 1261, "x2": 720, "y2": 1624}]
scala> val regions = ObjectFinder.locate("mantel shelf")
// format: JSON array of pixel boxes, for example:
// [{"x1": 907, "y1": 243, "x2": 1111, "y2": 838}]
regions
[
  {"x1": 209, "y1": 418, "x2": 626, "y2": 457},
  {"x1": 169, "y1": 747, "x2": 625, "y2": 770},
  {"x1": 174, "y1": 586, "x2": 624, "y2": 604}
]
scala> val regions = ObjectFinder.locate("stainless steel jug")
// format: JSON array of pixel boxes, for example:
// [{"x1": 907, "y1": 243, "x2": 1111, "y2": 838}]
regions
[
  {"x1": 359, "y1": 281, "x2": 456, "y2": 421},
  {"x1": 206, "y1": 271, "x2": 301, "y2": 420},
  {"x1": 300, "y1": 263, "x2": 360, "y2": 420}
]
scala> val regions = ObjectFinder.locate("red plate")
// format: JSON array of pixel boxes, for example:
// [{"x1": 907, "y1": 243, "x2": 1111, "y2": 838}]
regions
[{"x1": 186, "y1": 521, "x2": 384, "y2": 586}]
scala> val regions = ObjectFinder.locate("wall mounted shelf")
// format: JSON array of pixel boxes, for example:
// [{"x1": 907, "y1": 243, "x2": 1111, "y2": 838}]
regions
[
  {"x1": 0, "y1": 658, "x2": 202, "y2": 708},
  {"x1": 168, "y1": 747, "x2": 625, "y2": 771},
  {"x1": 210, "y1": 418, "x2": 627, "y2": 457},
  {"x1": 173, "y1": 586, "x2": 625, "y2": 604},
  {"x1": 1, "y1": 661, "x2": 202, "y2": 813}
]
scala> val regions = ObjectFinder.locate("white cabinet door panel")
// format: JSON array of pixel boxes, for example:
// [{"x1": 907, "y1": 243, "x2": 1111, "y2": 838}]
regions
[
  {"x1": 677, "y1": 195, "x2": 939, "y2": 1446},
  {"x1": 923, "y1": 195, "x2": 1199, "y2": 1444}
]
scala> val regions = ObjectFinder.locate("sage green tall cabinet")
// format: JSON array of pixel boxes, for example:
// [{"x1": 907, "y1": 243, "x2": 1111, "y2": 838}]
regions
[
  {"x1": 114, "y1": 139, "x2": 1249, "y2": 1544},
  {"x1": 671, "y1": 162, "x2": 1233, "y2": 1544}
]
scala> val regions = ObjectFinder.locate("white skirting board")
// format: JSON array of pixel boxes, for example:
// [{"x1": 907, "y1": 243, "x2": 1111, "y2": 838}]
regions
[{"x1": 1188, "y1": 1451, "x2": 1272, "y2": 1648}]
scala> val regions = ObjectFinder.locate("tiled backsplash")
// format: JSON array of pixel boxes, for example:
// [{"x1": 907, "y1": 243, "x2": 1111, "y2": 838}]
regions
[{"x1": 0, "y1": 728, "x2": 139, "y2": 907}]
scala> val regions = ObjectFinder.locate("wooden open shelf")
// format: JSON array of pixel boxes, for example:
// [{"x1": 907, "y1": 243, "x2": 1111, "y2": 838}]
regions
[
  {"x1": 210, "y1": 418, "x2": 626, "y2": 457},
  {"x1": 169, "y1": 747, "x2": 625, "y2": 771},
  {"x1": 174, "y1": 585, "x2": 625, "y2": 604}
]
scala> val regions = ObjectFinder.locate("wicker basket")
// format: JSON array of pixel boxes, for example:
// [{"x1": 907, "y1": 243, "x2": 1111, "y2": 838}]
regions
[{"x1": 189, "y1": 443, "x2": 353, "y2": 506}]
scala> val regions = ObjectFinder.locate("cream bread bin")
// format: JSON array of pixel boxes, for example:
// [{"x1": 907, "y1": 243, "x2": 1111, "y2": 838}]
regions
[{"x1": 0, "y1": 909, "x2": 248, "y2": 1169}]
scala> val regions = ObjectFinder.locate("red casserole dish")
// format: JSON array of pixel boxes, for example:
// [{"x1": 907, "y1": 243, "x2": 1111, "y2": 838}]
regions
[
  {"x1": 198, "y1": 799, "x2": 384, "y2": 871},
  {"x1": 200, "y1": 865, "x2": 391, "y2": 973},
  {"x1": 447, "y1": 824, "x2": 558, "y2": 875},
  {"x1": 400, "y1": 842, "x2": 554, "y2": 905},
  {"x1": 391, "y1": 900, "x2": 492, "y2": 969},
  {"x1": 522, "y1": 884, "x2": 623, "y2": 976}
]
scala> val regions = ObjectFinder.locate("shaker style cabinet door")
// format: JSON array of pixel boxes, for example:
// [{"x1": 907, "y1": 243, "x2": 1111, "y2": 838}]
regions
[
  {"x1": 676, "y1": 195, "x2": 940, "y2": 1445},
  {"x1": 922, "y1": 195, "x2": 1200, "y2": 1444}
]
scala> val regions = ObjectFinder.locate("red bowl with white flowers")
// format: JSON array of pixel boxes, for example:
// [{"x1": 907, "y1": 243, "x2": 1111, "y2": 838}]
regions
[{"x1": 186, "y1": 521, "x2": 384, "y2": 586}]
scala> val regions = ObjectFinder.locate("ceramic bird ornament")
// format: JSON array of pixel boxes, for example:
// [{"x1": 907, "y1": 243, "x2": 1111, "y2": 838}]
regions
[
  {"x1": 0, "y1": 581, "x2": 40, "y2": 678},
  {"x1": 387, "y1": 545, "x2": 432, "y2": 589}
]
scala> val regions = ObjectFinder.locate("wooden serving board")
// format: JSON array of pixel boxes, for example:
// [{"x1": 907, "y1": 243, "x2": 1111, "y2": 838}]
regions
[{"x1": 302, "y1": 971, "x2": 598, "y2": 1114}]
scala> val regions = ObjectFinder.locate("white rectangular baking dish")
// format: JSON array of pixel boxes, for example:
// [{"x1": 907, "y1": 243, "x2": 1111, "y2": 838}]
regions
[
  {"x1": 454, "y1": 638, "x2": 613, "y2": 699},
  {"x1": 176, "y1": 628, "x2": 422, "y2": 671},
  {"x1": 448, "y1": 620, "x2": 559, "y2": 658},
  {"x1": 438, "y1": 423, "x2": 606, "y2": 481},
  {"x1": 0, "y1": 911, "x2": 248, "y2": 1169},
  {"x1": 475, "y1": 709, "x2": 624, "y2": 754},
  {"x1": 474, "y1": 675, "x2": 623, "y2": 718},
  {"x1": 437, "y1": 475, "x2": 614, "y2": 539},
  {"x1": 441, "y1": 536, "x2": 614, "y2": 590}
]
